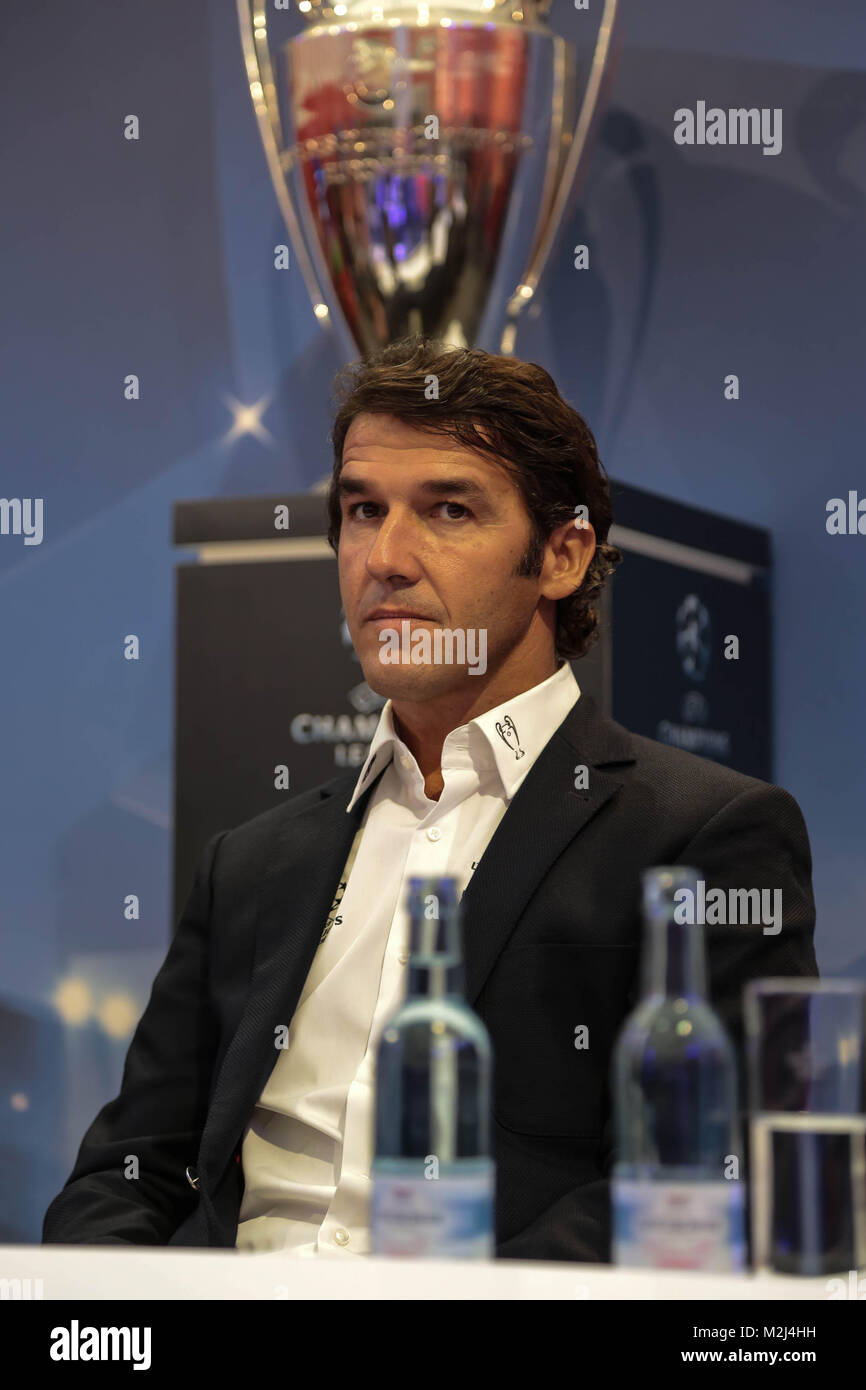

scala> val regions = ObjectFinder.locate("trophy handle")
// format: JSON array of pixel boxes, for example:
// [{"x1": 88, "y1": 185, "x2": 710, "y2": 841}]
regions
[
  {"x1": 501, "y1": 0, "x2": 620, "y2": 351},
  {"x1": 237, "y1": 0, "x2": 339, "y2": 340}
]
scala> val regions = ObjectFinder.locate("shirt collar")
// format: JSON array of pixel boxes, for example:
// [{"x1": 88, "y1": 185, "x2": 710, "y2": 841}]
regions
[{"x1": 346, "y1": 660, "x2": 581, "y2": 811}]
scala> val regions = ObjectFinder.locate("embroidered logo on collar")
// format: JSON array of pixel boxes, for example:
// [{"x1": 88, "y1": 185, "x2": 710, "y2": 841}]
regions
[{"x1": 495, "y1": 714, "x2": 525, "y2": 760}]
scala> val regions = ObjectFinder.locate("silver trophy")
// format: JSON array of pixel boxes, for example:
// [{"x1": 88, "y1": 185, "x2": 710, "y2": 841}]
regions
[{"x1": 238, "y1": 0, "x2": 619, "y2": 356}]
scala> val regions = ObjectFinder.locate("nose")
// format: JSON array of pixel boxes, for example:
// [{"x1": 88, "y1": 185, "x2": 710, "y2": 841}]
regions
[{"x1": 363, "y1": 505, "x2": 423, "y2": 582}]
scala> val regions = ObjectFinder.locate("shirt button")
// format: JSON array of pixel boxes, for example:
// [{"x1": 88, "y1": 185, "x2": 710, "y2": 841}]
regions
[
  {"x1": 334, "y1": 1228, "x2": 350, "y2": 1246},
  {"x1": 426, "y1": 826, "x2": 442, "y2": 841},
  {"x1": 400, "y1": 755, "x2": 412, "y2": 768},
  {"x1": 398, "y1": 951, "x2": 409, "y2": 965}
]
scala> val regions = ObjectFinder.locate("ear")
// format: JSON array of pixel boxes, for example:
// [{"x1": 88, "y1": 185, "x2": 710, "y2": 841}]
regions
[{"x1": 539, "y1": 515, "x2": 596, "y2": 601}]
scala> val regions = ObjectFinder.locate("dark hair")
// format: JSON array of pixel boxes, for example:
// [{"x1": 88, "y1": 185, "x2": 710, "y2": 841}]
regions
[{"x1": 326, "y1": 335, "x2": 621, "y2": 660}]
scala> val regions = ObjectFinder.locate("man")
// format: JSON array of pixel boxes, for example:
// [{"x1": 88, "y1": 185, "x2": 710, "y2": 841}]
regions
[{"x1": 43, "y1": 336, "x2": 818, "y2": 1262}]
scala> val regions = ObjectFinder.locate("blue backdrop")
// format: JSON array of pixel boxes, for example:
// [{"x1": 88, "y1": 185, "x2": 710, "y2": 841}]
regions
[{"x1": 1, "y1": 0, "x2": 864, "y2": 1241}]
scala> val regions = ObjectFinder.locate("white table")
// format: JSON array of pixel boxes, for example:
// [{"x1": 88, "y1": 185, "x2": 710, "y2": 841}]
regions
[{"x1": 0, "y1": 1246, "x2": 847, "y2": 1300}]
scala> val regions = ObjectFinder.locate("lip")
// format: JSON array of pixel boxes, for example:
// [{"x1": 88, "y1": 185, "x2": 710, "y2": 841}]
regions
[{"x1": 364, "y1": 610, "x2": 436, "y2": 623}]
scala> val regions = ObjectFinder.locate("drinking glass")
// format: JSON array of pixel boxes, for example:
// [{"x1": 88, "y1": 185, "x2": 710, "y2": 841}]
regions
[{"x1": 745, "y1": 978, "x2": 866, "y2": 1276}]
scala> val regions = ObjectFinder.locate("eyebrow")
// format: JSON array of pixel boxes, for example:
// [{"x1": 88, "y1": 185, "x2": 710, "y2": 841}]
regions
[{"x1": 337, "y1": 474, "x2": 493, "y2": 505}]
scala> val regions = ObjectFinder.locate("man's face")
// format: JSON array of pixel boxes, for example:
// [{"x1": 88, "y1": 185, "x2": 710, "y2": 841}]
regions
[{"x1": 337, "y1": 412, "x2": 553, "y2": 702}]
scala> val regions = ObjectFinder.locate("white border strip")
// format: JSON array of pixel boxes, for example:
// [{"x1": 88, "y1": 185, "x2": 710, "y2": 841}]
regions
[
  {"x1": 194, "y1": 538, "x2": 333, "y2": 564},
  {"x1": 610, "y1": 524, "x2": 759, "y2": 585},
  {"x1": 189, "y1": 527, "x2": 760, "y2": 584}
]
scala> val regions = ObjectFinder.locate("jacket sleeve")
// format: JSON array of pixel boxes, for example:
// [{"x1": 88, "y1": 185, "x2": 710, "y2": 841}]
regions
[
  {"x1": 496, "y1": 781, "x2": 819, "y2": 1264},
  {"x1": 676, "y1": 781, "x2": 819, "y2": 1078},
  {"x1": 42, "y1": 831, "x2": 226, "y2": 1245}
]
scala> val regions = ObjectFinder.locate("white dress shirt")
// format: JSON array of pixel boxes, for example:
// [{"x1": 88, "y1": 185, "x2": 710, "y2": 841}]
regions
[{"x1": 235, "y1": 660, "x2": 581, "y2": 1256}]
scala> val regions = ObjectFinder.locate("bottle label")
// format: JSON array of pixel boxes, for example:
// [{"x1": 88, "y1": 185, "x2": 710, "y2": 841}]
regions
[
  {"x1": 612, "y1": 1178, "x2": 745, "y2": 1271},
  {"x1": 371, "y1": 1164, "x2": 495, "y2": 1258}
]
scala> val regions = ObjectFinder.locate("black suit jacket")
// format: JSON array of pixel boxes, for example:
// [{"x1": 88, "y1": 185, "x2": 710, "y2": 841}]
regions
[{"x1": 43, "y1": 694, "x2": 818, "y2": 1261}]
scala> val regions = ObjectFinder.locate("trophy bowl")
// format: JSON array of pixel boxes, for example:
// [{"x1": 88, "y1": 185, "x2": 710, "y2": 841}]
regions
[{"x1": 239, "y1": 0, "x2": 619, "y2": 355}]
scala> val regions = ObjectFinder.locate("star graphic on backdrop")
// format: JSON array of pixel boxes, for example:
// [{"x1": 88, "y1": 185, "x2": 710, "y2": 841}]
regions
[{"x1": 221, "y1": 391, "x2": 276, "y2": 446}]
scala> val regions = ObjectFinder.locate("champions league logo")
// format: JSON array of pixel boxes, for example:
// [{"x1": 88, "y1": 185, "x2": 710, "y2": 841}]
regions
[
  {"x1": 681, "y1": 690, "x2": 709, "y2": 725},
  {"x1": 286, "y1": 610, "x2": 385, "y2": 769},
  {"x1": 656, "y1": 594, "x2": 732, "y2": 761},
  {"x1": 676, "y1": 594, "x2": 712, "y2": 682},
  {"x1": 495, "y1": 715, "x2": 525, "y2": 760}
]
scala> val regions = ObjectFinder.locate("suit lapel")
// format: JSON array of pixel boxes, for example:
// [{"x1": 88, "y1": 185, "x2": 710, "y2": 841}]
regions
[{"x1": 459, "y1": 693, "x2": 635, "y2": 1004}]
